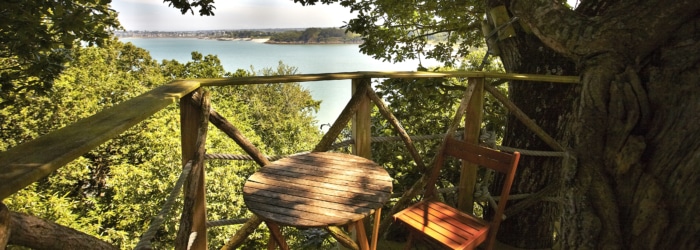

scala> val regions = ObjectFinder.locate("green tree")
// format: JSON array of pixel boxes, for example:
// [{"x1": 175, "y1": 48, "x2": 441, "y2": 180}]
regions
[
  {"x1": 0, "y1": 0, "x2": 120, "y2": 108},
  {"x1": 269, "y1": 30, "x2": 304, "y2": 43},
  {"x1": 2, "y1": 38, "x2": 180, "y2": 248},
  {"x1": 300, "y1": 28, "x2": 321, "y2": 43},
  {"x1": 234, "y1": 62, "x2": 321, "y2": 155},
  {"x1": 2, "y1": 38, "x2": 323, "y2": 249}
]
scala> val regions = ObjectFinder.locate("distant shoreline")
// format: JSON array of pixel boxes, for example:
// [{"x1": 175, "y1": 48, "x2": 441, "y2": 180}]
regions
[
  {"x1": 118, "y1": 36, "x2": 362, "y2": 44},
  {"x1": 264, "y1": 40, "x2": 361, "y2": 45}
]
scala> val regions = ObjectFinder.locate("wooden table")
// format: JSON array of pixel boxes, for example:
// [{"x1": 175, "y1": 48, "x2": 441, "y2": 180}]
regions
[{"x1": 243, "y1": 152, "x2": 393, "y2": 250}]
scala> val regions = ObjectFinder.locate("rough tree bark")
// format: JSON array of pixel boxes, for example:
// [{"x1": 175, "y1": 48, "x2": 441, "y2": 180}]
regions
[
  {"x1": 503, "y1": 0, "x2": 700, "y2": 249},
  {"x1": 7, "y1": 212, "x2": 117, "y2": 250},
  {"x1": 484, "y1": 0, "x2": 577, "y2": 248}
]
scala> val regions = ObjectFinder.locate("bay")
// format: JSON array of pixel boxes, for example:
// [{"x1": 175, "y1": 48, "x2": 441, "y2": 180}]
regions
[{"x1": 119, "y1": 38, "x2": 438, "y2": 127}]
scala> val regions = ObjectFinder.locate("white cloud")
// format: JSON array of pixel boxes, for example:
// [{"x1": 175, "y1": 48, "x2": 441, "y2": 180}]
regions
[{"x1": 112, "y1": 0, "x2": 356, "y2": 31}]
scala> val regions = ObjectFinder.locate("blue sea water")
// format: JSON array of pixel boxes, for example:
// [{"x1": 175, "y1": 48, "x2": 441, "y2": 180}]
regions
[{"x1": 119, "y1": 38, "x2": 438, "y2": 127}]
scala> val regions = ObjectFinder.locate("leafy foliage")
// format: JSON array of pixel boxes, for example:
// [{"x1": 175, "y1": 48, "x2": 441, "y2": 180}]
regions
[
  {"x1": 2, "y1": 39, "x2": 323, "y2": 249},
  {"x1": 268, "y1": 28, "x2": 361, "y2": 44},
  {"x1": 290, "y1": 0, "x2": 486, "y2": 67},
  {"x1": 163, "y1": 0, "x2": 216, "y2": 16},
  {"x1": 0, "y1": 0, "x2": 120, "y2": 108}
]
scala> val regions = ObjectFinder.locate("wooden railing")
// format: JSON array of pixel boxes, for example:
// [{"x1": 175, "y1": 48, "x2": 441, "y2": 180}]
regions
[{"x1": 0, "y1": 71, "x2": 578, "y2": 249}]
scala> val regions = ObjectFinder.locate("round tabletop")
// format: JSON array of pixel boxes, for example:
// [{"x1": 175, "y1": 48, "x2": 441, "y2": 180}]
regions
[{"x1": 243, "y1": 152, "x2": 393, "y2": 227}]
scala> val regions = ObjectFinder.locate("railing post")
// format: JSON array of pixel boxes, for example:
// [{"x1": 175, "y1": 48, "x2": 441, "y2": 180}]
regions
[
  {"x1": 176, "y1": 89, "x2": 209, "y2": 250},
  {"x1": 458, "y1": 77, "x2": 484, "y2": 213},
  {"x1": 352, "y1": 78, "x2": 372, "y2": 159},
  {"x1": 345, "y1": 78, "x2": 372, "y2": 249}
]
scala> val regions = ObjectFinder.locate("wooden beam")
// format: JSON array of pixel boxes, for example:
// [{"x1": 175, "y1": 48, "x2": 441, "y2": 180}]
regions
[
  {"x1": 484, "y1": 84, "x2": 566, "y2": 152},
  {"x1": 190, "y1": 92, "x2": 271, "y2": 167},
  {"x1": 352, "y1": 78, "x2": 372, "y2": 159},
  {"x1": 458, "y1": 77, "x2": 485, "y2": 213},
  {"x1": 176, "y1": 89, "x2": 210, "y2": 250},
  {"x1": 366, "y1": 87, "x2": 426, "y2": 171},
  {"x1": 221, "y1": 215, "x2": 263, "y2": 250},
  {"x1": 0, "y1": 80, "x2": 199, "y2": 200},
  {"x1": 196, "y1": 71, "x2": 578, "y2": 87},
  {"x1": 8, "y1": 211, "x2": 117, "y2": 249}
]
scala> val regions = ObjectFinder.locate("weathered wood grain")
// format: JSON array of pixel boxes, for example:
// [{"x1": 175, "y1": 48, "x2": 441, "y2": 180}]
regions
[
  {"x1": 243, "y1": 152, "x2": 392, "y2": 246},
  {"x1": 175, "y1": 90, "x2": 210, "y2": 250}
]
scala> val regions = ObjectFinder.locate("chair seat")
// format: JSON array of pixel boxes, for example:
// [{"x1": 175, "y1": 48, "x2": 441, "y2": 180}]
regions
[{"x1": 393, "y1": 200, "x2": 490, "y2": 250}]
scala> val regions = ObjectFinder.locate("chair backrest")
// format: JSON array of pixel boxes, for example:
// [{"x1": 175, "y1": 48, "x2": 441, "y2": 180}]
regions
[{"x1": 424, "y1": 137, "x2": 521, "y2": 247}]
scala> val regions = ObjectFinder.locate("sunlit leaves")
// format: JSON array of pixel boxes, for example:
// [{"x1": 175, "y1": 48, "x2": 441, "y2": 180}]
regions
[
  {"x1": 0, "y1": 0, "x2": 120, "y2": 107},
  {"x1": 2, "y1": 39, "x2": 323, "y2": 249}
]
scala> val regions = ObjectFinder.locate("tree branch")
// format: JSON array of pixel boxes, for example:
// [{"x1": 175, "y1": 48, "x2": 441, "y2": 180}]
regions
[{"x1": 8, "y1": 212, "x2": 116, "y2": 250}]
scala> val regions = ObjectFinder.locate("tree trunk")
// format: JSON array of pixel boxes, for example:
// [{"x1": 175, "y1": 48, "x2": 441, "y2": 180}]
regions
[
  {"x1": 508, "y1": 0, "x2": 700, "y2": 249},
  {"x1": 485, "y1": 1, "x2": 577, "y2": 248},
  {"x1": 7, "y1": 212, "x2": 117, "y2": 250}
]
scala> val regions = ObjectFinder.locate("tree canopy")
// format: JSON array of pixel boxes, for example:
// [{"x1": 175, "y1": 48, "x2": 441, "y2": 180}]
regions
[
  {"x1": 0, "y1": 0, "x2": 119, "y2": 108},
  {"x1": 2, "y1": 38, "x2": 323, "y2": 249},
  {"x1": 267, "y1": 28, "x2": 361, "y2": 44}
]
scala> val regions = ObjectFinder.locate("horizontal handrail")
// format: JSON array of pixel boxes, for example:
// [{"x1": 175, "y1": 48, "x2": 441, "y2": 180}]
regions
[
  {"x1": 196, "y1": 71, "x2": 579, "y2": 86},
  {"x1": 0, "y1": 71, "x2": 578, "y2": 200},
  {"x1": 0, "y1": 80, "x2": 200, "y2": 199}
]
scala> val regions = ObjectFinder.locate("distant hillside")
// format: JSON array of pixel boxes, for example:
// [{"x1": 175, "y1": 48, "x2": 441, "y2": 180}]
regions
[
  {"x1": 266, "y1": 28, "x2": 362, "y2": 44},
  {"x1": 114, "y1": 28, "x2": 304, "y2": 39}
]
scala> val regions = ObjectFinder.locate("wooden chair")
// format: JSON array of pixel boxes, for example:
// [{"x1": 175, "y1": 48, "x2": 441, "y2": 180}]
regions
[{"x1": 393, "y1": 137, "x2": 520, "y2": 250}]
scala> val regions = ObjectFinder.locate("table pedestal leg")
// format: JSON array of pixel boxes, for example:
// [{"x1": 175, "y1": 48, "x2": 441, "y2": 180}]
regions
[
  {"x1": 371, "y1": 207, "x2": 382, "y2": 250},
  {"x1": 354, "y1": 220, "x2": 370, "y2": 250},
  {"x1": 264, "y1": 221, "x2": 289, "y2": 250}
]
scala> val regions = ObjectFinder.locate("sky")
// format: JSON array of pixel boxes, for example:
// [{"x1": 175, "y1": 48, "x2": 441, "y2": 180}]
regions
[
  {"x1": 112, "y1": 0, "x2": 581, "y2": 31},
  {"x1": 112, "y1": 0, "x2": 357, "y2": 31}
]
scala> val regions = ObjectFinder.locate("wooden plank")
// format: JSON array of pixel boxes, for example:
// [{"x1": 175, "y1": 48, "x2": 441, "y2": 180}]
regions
[
  {"x1": 444, "y1": 138, "x2": 516, "y2": 174},
  {"x1": 276, "y1": 154, "x2": 390, "y2": 177},
  {"x1": 244, "y1": 191, "x2": 371, "y2": 223},
  {"x1": 459, "y1": 77, "x2": 484, "y2": 213},
  {"x1": 244, "y1": 186, "x2": 378, "y2": 215},
  {"x1": 352, "y1": 78, "x2": 372, "y2": 159},
  {"x1": 295, "y1": 152, "x2": 389, "y2": 174},
  {"x1": 394, "y1": 201, "x2": 489, "y2": 250},
  {"x1": 251, "y1": 208, "x2": 326, "y2": 227},
  {"x1": 175, "y1": 90, "x2": 209, "y2": 250},
  {"x1": 247, "y1": 171, "x2": 391, "y2": 200},
  {"x1": 0, "y1": 80, "x2": 200, "y2": 200},
  {"x1": 262, "y1": 158, "x2": 393, "y2": 183},
  {"x1": 254, "y1": 168, "x2": 391, "y2": 192},
  {"x1": 244, "y1": 177, "x2": 389, "y2": 205}
]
